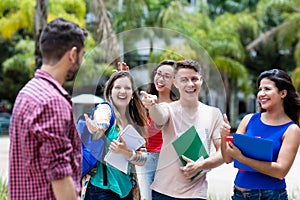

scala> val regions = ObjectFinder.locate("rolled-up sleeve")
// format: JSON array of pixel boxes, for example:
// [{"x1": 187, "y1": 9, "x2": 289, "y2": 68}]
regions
[{"x1": 29, "y1": 97, "x2": 76, "y2": 181}]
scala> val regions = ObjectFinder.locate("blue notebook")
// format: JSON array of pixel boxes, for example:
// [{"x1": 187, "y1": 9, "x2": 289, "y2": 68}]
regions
[{"x1": 233, "y1": 133, "x2": 273, "y2": 172}]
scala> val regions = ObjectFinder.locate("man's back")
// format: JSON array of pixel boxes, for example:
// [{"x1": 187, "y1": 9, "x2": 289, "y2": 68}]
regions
[{"x1": 9, "y1": 70, "x2": 82, "y2": 199}]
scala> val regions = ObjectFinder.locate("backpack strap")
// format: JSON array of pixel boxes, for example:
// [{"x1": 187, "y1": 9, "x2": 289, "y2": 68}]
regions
[
  {"x1": 95, "y1": 102, "x2": 115, "y2": 186},
  {"x1": 96, "y1": 102, "x2": 115, "y2": 132}
]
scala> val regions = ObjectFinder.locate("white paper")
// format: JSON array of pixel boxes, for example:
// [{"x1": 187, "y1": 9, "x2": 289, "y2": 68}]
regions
[{"x1": 104, "y1": 125, "x2": 145, "y2": 173}]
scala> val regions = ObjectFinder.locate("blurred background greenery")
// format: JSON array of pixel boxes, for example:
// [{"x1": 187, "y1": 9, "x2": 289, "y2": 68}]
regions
[{"x1": 1, "y1": 0, "x2": 300, "y2": 129}]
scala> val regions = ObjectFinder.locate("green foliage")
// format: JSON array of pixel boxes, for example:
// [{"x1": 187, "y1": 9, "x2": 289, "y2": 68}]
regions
[
  {"x1": 0, "y1": 0, "x2": 300, "y2": 108},
  {"x1": 162, "y1": 2, "x2": 212, "y2": 44},
  {"x1": 0, "y1": 39, "x2": 34, "y2": 102},
  {"x1": 160, "y1": 44, "x2": 197, "y2": 61},
  {"x1": 112, "y1": 0, "x2": 146, "y2": 32},
  {"x1": 74, "y1": 46, "x2": 115, "y2": 88},
  {"x1": 214, "y1": 56, "x2": 251, "y2": 94},
  {"x1": 0, "y1": 0, "x2": 35, "y2": 39},
  {"x1": 0, "y1": 176, "x2": 8, "y2": 200},
  {"x1": 0, "y1": 0, "x2": 90, "y2": 103},
  {"x1": 292, "y1": 67, "x2": 300, "y2": 92},
  {"x1": 49, "y1": 0, "x2": 86, "y2": 27},
  {"x1": 0, "y1": 0, "x2": 87, "y2": 40},
  {"x1": 293, "y1": 33, "x2": 300, "y2": 66},
  {"x1": 208, "y1": 0, "x2": 259, "y2": 18},
  {"x1": 257, "y1": 0, "x2": 296, "y2": 28}
]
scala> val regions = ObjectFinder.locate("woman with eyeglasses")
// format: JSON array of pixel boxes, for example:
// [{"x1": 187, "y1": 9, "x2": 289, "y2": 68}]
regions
[{"x1": 137, "y1": 60, "x2": 179, "y2": 200}]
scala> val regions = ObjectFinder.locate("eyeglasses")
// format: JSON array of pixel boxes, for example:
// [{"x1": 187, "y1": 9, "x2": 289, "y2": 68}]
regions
[{"x1": 154, "y1": 71, "x2": 173, "y2": 81}]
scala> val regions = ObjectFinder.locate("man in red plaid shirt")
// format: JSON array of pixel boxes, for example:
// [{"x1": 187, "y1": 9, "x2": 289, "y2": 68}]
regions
[{"x1": 9, "y1": 18, "x2": 87, "y2": 200}]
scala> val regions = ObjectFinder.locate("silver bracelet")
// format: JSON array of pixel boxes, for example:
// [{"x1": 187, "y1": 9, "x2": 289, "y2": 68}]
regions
[{"x1": 127, "y1": 150, "x2": 136, "y2": 161}]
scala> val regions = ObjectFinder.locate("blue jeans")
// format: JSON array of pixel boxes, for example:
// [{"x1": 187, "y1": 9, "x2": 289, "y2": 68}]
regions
[
  {"x1": 138, "y1": 152, "x2": 160, "y2": 200},
  {"x1": 85, "y1": 183, "x2": 133, "y2": 200},
  {"x1": 232, "y1": 187, "x2": 288, "y2": 200},
  {"x1": 152, "y1": 190, "x2": 206, "y2": 200}
]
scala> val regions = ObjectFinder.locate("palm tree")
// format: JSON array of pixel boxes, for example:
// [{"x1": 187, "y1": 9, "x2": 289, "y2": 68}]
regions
[
  {"x1": 34, "y1": 0, "x2": 48, "y2": 69},
  {"x1": 0, "y1": 0, "x2": 87, "y2": 103},
  {"x1": 88, "y1": 0, "x2": 120, "y2": 63},
  {"x1": 245, "y1": 0, "x2": 300, "y2": 89}
]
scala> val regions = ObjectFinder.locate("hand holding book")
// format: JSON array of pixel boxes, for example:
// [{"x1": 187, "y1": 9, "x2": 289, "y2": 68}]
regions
[
  {"x1": 172, "y1": 125, "x2": 210, "y2": 181},
  {"x1": 104, "y1": 125, "x2": 145, "y2": 173},
  {"x1": 180, "y1": 155, "x2": 208, "y2": 180}
]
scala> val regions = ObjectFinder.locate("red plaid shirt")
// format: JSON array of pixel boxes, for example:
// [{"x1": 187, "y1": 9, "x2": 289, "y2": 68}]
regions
[{"x1": 9, "y1": 70, "x2": 82, "y2": 200}]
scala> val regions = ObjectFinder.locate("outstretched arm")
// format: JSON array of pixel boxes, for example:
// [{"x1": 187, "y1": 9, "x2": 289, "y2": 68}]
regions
[
  {"x1": 140, "y1": 91, "x2": 169, "y2": 127},
  {"x1": 84, "y1": 103, "x2": 112, "y2": 140}
]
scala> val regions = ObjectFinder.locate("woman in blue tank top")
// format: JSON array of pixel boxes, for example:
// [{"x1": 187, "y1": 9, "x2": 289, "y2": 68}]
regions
[{"x1": 220, "y1": 69, "x2": 300, "y2": 200}]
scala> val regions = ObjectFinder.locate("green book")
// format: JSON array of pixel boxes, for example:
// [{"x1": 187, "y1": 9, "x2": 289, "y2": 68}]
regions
[{"x1": 172, "y1": 125, "x2": 209, "y2": 180}]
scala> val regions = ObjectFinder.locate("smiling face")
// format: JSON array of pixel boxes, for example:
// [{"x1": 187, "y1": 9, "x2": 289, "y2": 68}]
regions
[
  {"x1": 111, "y1": 76, "x2": 133, "y2": 109},
  {"x1": 174, "y1": 68, "x2": 202, "y2": 102},
  {"x1": 257, "y1": 78, "x2": 286, "y2": 111},
  {"x1": 154, "y1": 65, "x2": 174, "y2": 94}
]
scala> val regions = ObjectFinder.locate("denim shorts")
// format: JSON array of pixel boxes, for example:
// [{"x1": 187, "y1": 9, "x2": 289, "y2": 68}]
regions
[{"x1": 232, "y1": 187, "x2": 288, "y2": 200}]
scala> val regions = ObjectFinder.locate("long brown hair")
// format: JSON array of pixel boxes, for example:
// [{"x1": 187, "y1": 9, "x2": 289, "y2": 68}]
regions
[{"x1": 104, "y1": 71, "x2": 148, "y2": 137}]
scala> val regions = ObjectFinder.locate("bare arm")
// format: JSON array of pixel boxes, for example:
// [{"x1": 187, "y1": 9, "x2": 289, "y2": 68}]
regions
[
  {"x1": 230, "y1": 124, "x2": 300, "y2": 179},
  {"x1": 84, "y1": 104, "x2": 112, "y2": 140},
  {"x1": 148, "y1": 103, "x2": 169, "y2": 127},
  {"x1": 220, "y1": 114, "x2": 233, "y2": 163},
  {"x1": 141, "y1": 91, "x2": 169, "y2": 127},
  {"x1": 221, "y1": 114, "x2": 252, "y2": 164},
  {"x1": 208, "y1": 138, "x2": 226, "y2": 168},
  {"x1": 51, "y1": 176, "x2": 76, "y2": 200}
]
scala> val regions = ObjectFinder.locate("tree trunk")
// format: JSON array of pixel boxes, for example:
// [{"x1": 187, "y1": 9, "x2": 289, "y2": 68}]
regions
[
  {"x1": 34, "y1": 0, "x2": 49, "y2": 70},
  {"x1": 223, "y1": 72, "x2": 231, "y2": 121},
  {"x1": 94, "y1": 0, "x2": 121, "y2": 63},
  {"x1": 246, "y1": 20, "x2": 294, "y2": 51}
]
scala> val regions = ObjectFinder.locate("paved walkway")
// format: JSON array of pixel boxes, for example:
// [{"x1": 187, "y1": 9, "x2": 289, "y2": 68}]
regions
[
  {"x1": 0, "y1": 136, "x2": 9, "y2": 181},
  {"x1": 1, "y1": 135, "x2": 300, "y2": 199}
]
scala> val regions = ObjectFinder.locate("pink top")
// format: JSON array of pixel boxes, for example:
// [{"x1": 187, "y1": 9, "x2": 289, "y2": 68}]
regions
[{"x1": 150, "y1": 101, "x2": 223, "y2": 199}]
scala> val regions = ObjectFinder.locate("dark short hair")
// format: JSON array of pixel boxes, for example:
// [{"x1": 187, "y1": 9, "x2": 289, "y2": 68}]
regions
[
  {"x1": 39, "y1": 18, "x2": 88, "y2": 65},
  {"x1": 174, "y1": 59, "x2": 202, "y2": 75},
  {"x1": 257, "y1": 69, "x2": 300, "y2": 125}
]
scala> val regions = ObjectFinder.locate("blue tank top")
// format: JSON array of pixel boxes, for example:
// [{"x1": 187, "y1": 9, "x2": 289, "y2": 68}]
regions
[{"x1": 234, "y1": 113, "x2": 295, "y2": 189}]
